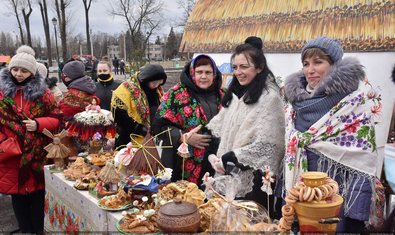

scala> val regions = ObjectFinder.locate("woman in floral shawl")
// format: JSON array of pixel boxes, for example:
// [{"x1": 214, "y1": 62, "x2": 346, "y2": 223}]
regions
[
  {"x1": 151, "y1": 54, "x2": 224, "y2": 186},
  {"x1": 0, "y1": 46, "x2": 62, "y2": 234},
  {"x1": 111, "y1": 64, "x2": 167, "y2": 147},
  {"x1": 280, "y1": 37, "x2": 384, "y2": 233}
]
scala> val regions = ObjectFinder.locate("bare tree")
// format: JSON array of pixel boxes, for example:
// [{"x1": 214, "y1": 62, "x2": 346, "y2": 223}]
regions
[
  {"x1": 55, "y1": 0, "x2": 71, "y2": 61},
  {"x1": 109, "y1": 0, "x2": 164, "y2": 60},
  {"x1": 82, "y1": 0, "x2": 93, "y2": 55},
  {"x1": 37, "y1": 0, "x2": 52, "y2": 66},
  {"x1": 21, "y1": 0, "x2": 33, "y2": 46},
  {"x1": 8, "y1": 0, "x2": 25, "y2": 45},
  {"x1": 176, "y1": 0, "x2": 196, "y2": 27}
]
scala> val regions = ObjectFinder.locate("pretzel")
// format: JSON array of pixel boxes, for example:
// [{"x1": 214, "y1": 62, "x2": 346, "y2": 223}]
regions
[{"x1": 281, "y1": 204, "x2": 295, "y2": 216}]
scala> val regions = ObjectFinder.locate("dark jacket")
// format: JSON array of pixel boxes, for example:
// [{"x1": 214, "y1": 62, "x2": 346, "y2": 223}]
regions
[
  {"x1": 151, "y1": 60, "x2": 223, "y2": 186},
  {"x1": 95, "y1": 77, "x2": 121, "y2": 111},
  {"x1": 112, "y1": 65, "x2": 167, "y2": 148}
]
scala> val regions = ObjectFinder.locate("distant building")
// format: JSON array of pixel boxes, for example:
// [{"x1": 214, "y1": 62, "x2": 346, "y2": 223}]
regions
[
  {"x1": 107, "y1": 45, "x2": 120, "y2": 59},
  {"x1": 145, "y1": 43, "x2": 163, "y2": 61}
]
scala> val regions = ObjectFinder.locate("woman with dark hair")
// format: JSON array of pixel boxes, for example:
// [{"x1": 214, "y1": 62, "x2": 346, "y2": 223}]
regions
[{"x1": 207, "y1": 37, "x2": 285, "y2": 214}]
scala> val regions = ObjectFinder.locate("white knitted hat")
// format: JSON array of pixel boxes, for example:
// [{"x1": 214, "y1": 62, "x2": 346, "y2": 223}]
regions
[
  {"x1": 36, "y1": 62, "x2": 48, "y2": 78},
  {"x1": 9, "y1": 45, "x2": 37, "y2": 75}
]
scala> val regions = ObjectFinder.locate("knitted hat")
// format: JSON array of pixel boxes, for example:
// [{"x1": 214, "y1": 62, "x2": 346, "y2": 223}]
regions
[
  {"x1": 36, "y1": 62, "x2": 48, "y2": 78},
  {"x1": 9, "y1": 45, "x2": 37, "y2": 75},
  {"x1": 62, "y1": 60, "x2": 85, "y2": 80},
  {"x1": 301, "y1": 37, "x2": 344, "y2": 64}
]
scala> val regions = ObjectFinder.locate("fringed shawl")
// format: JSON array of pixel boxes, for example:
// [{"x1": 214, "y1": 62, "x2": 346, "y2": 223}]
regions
[{"x1": 283, "y1": 57, "x2": 384, "y2": 225}]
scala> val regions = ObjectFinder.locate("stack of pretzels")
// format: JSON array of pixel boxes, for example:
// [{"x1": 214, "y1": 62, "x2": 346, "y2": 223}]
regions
[{"x1": 278, "y1": 178, "x2": 339, "y2": 232}]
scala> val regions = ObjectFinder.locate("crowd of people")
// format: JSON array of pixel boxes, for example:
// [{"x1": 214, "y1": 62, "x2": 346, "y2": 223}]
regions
[{"x1": 0, "y1": 36, "x2": 394, "y2": 234}]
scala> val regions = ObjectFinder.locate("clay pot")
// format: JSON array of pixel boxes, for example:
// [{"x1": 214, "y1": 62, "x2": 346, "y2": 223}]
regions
[{"x1": 157, "y1": 198, "x2": 200, "y2": 233}]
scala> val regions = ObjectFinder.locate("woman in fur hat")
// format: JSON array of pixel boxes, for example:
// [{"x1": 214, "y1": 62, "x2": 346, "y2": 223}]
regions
[
  {"x1": 0, "y1": 45, "x2": 62, "y2": 234},
  {"x1": 279, "y1": 37, "x2": 384, "y2": 232},
  {"x1": 111, "y1": 64, "x2": 167, "y2": 147}
]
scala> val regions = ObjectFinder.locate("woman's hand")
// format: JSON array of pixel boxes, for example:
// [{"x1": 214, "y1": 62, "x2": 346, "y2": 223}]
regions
[
  {"x1": 23, "y1": 119, "x2": 37, "y2": 132},
  {"x1": 180, "y1": 125, "x2": 211, "y2": 149},
  {"x1": 208, "y1": 154, "x2": 225, "y2": 174}
]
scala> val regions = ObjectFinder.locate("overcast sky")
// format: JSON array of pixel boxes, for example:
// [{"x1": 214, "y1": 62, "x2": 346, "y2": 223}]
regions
[{"x1": 0, "y1": 0, "x2": 184, "y2": 41}]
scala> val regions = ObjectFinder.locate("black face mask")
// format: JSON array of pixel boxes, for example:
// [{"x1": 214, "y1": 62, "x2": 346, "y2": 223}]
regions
[{"x1": 98, "y1": 74, "x2": 111, "y2": 81}]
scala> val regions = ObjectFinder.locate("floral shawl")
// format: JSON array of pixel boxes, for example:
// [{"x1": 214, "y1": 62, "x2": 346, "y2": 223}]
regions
[
  {"x1": 0, "y1": 92, "x2": 62, "y2": 184},
  {"x1": 284, "y1": 85, "x2": 384, "y2": 224},
  {"x1": 111, "y1": 73, "x2": 163, "y2": 128},
  {"x1": 157, "y1": 83, "x2": 223, "y2": 183}
]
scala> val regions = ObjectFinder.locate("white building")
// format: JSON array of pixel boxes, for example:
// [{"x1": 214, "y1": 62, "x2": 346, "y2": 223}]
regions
[
  {"x1": 107, "y1": 45, "x2": 120, "y2": 60},
  {"x1": 145, "y1": 43, "x2": 164, "y2": 61}
]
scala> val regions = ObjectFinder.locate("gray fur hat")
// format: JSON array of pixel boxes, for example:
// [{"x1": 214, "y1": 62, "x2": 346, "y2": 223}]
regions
[
  {"x1": 301, "y1": 37, "x2": 343, "y2": 64},
  {"x1": 62, "y1": 60, "x2": 85, "y2": 80},
  {"x1": 9, "y1": 45, "x2": 37, "y2": 74}
]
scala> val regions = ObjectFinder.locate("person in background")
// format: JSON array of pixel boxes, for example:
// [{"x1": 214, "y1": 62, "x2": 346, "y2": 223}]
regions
[
  {"x1": 207, "y1": 37, "x2": 285, "y2": 216},
  {"x1": 36, "y1": 62, "x2": 48, "y2": 79},
  {"x1": 119, "y1": 59, "x2": 126, "y2": 75},
  {"x1": 36, "y1": 62, "x2": 63, "y2": 103},
  {"x1": 91, "y1": 56, "x2": 99, "y2": 82},
  {"x1": 280, "y1": 37, "x2": 384, "y2": 232},
  {"x1": 95, "y1": 56, "x2": 121, "y2": 111},
  {"x1": 111, "y1": 64, "x2": 167, "y2": 147},
  {"x1": 45, "y1": 76, "x2": 63, "y2": 103},
  {"x1": 0, "y1": 45, "x2": 62, "y2": 234},
  {"x1": 112, "y1": 56, "x2": 119, "y2": 75},
  {"x1": 151, "y1": 54, "x2": 224, "y2": 186},
  {"x1": 58, "y1": 60, "x2": 96, "y2": 121}
]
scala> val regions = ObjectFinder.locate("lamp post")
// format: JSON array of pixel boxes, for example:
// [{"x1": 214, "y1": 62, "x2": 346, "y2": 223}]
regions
[
  {"x1": 146, "y1": 32, "x2": 150, "y2": 64},
  {"x1": 90, "y1": 28, "x2": 93, "y2": 57},
  {"x1": 51, "y1": 17, "x2": 61, "y2": 80}
]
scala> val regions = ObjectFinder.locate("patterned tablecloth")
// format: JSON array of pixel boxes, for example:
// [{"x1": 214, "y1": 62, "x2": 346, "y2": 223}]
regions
[{"x1": 44, "y1": 166, "x2": 110, "y2": 233}]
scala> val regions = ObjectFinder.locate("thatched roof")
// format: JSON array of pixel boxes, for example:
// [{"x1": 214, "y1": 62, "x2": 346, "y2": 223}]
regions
[{"x1": 180, "y1": 0, "x2": 395, "y2": 53}]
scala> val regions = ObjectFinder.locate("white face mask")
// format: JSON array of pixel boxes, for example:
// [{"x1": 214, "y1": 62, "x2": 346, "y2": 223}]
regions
[{"x1": 385, "y1": 144, "x2": 395, "y2": 191}]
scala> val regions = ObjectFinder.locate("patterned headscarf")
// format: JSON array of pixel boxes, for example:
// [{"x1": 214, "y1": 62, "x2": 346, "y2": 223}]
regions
[{"x1": 189, "y1": 54, "x2": 217, "y2": 83}]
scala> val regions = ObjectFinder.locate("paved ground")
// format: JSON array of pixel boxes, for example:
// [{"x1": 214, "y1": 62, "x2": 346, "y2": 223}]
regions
[{"x1": 0, "y1": 194, "x2": 19, "y2": 233}]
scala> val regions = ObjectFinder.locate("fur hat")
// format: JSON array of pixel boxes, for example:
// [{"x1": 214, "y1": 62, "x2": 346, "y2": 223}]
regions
[
  {"x1": 9, "y1": 45, "x2": 37, "y2": 74},
  {"x1": 36, "y1": 62, "x2": 48, "y2": 78},
  {"x1": 301, "y1": 37, "x2": 344, "y2": 64},
  {"x1": 62, "y1": 60, "x2": 85, "y2": 80}
]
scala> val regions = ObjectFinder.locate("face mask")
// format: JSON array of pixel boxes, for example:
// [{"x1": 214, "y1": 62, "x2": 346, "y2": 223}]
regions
[{"x1": 98, "y1": 74, "x2": 111, "y2": 81}]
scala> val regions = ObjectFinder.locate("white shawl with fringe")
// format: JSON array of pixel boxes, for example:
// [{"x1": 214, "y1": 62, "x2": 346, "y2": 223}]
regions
[{"x1": 207, "y1": 82, "x2": 285, "y2": 196}]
